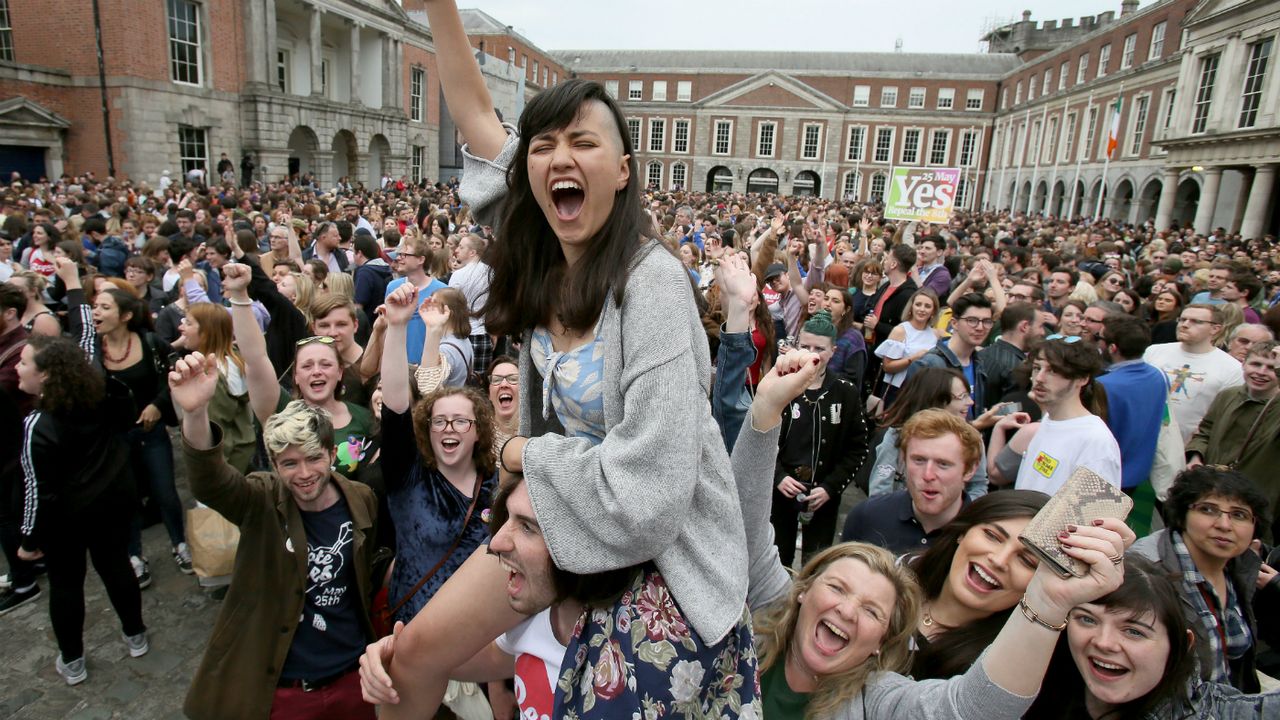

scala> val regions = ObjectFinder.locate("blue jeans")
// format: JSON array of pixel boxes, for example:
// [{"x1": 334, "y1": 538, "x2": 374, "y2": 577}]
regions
[
  {"x1": 712, "y1": 329, "x2": 756, "y2": 454},
  {"x1": 126, "y1": 424, "x2": 184, "y2": 557}
]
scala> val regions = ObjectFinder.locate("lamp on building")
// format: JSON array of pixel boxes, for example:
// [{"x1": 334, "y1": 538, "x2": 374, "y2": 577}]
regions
[
  {"x1": 736, "y1": 166, "x2": 743, "y2": 179},
  {"x1": 1191, "y1": 165, "x2": 1204, "y2": 172},
  {"x1": 784, "y1": 168, "x2": 792, "y2": 181}
]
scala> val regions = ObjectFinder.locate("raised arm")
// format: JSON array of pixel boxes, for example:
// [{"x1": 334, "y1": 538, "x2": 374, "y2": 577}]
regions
[
  {"x1": 380, "y1": 284, "x2": 418, "y2": 415},
  {"x1": 224, "y1": 263, "x2": 281, "y2": 425},
  {"x1": 420, "y1": 0, "x2": 508, "y2": 160}
]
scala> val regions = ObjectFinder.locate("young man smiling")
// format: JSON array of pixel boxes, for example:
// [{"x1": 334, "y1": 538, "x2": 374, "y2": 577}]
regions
[
  {"x1": 907, "y1": 293, "x2": 993, "y2": 420},
  {"x1": 840, "y1": 409, "x2": 982, "y2": 553},
  {"x1": 1142, "y1": 304, "x2": 1244, "y2": 442}
]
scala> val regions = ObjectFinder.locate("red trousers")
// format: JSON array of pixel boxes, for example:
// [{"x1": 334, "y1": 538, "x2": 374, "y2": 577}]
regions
[{"x1": 269, "y1": 669, "x2": 375, "y2": 720}]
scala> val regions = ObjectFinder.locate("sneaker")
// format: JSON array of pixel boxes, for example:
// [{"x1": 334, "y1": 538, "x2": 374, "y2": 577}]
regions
[
  {"x1": 55, "y1": 655, "x2": 87, "y2": 686},
  {"x1": 130, "y1": 556, "x2": 152, "y2": 590},
  {"x1": 123, "y1": 631, "x2": 149, "y2": 658},
  {"x1": 0, "y1": 573, "x2": 10, "y2": 591},
  {"x1": 173, "y1": 543, "x2": 194, "y2": 575},
  {"x1": 0, "y1": 586, "x2": 41, "y2": 616}
]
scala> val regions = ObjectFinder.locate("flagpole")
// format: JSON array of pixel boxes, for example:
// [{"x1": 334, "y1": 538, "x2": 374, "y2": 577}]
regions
[
  {"x1": 1048, "y1": 98, "x2": 1069, "y2": 217},
  {"x1": 1027, "y1": 102, "x2": 1050, "y2": 215},
  {"x1": 1094, "y1": 82, "x2": 1124, "y2": 221},
  {"x1": 1068, "y1": 91, "x2": 1093, "y2": 221}
]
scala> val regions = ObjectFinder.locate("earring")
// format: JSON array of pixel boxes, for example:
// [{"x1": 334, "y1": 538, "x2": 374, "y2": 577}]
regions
[{"x1": 797, "y1": 593, "x2": 804, "y2": 603}]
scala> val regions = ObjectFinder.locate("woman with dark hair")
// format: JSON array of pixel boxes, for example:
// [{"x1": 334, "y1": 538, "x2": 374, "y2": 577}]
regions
[
  {"x1": 906, "y1": 490, "x2": 1051, "y2": 680},
  {"x1": 1111, "y1": 287, "x2": 1141, "y2": 316},
  {"x1": 1058, "y1": 299, "x2": 1087, "y2": 337},
  {"x1": 1129, "y1": 466, "x2": 1280, "y2": 692},
  {"x1": 866, "y1": 367, "x2": 989, "y2": 500},
  {"x1": 1143, "y1": 287, "x2": 1185, "y2": 344},
  {"x1": 377, "y1": 1, "x2": 759, "y2": 716},
  {"x1": 16, "y1": 334, "x2": 148, "y2": 685},
  {"x1": 849, "y1": 259, "x2": 883, "y2": 330},
  {"x1": 1026, "y1": 555, "x2": 1280, "y2": 719},
  {"x1": 823, "y1": 285, "x2": 866, "y2": 388},
  {"x1": 485, "y1": 355, "x2": 519, "y2": 453},
  {"x1": 19, "y1": 222, "x2": 59, "y2": 278},
  {"x1": 57, "y1": 259, "x2": 186, "y2": 586}
]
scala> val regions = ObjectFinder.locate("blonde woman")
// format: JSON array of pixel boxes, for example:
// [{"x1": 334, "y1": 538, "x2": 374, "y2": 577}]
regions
[{"x1": 9, "y1": 270, "x2": 61, "y2": 336}]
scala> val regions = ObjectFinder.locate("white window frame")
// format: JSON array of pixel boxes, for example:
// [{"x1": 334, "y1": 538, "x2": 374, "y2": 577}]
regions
[
  {"x1": 1191, "y1": 53, "x2": 1219, "y2": 134},
  {"x1": 672, "y1": 118, "x2": 690, "y2": 154},
  {"x1": 1001, "y1": 88, "x2": 1009, "y2": 109},
  {"x1": 928, "y1": 128, "x2": 951, "y2": 166},
  {"x1": 628, "y1": 80, "x2": 643, "y2": 101},
  {"x1": 1063, "y1": 111, "x2": 1077, "y2": 162},
  {"x1": 900, "y1": 127, "x2": 923, "y2": 165},
  {"x1": 937, "y1": 88, "x2": 955, "y2": 110},
  {"x1": 713, "y1": 119, "x2": 733, "y2": 156},
  {"x1": 958, "y1": 129, "x2": 981, "y2": 167},
  {"x1": 1044, "y1": 69, "x2": 1053, "y2": 94},
  {"x1": 1077, "y1": 53, "x2": 1089, "y2": 83},
  {"x1": 853, "y1": 85, "x2": 870, "y2": 107},
  {"x1": 842, "y1": 171, "x2": 862, "y2": 201},
  {"x1": 1015, "y1": 81, "x2": 1023, "y2": 105},
  {"x1": 1155, "y1": 87, "x2": 1175, "y2": 146},
  {"x1": 627, "y1": 118, "x2": 641, "y2": 148},
  {"x1": 908, "y1": 87, "x2": 926, "y2": 109},
  {"x1": 1127, "y1": 93, "x2": 1150, "y2": 157},
  {"x1": 801, "y1": 123, "x2": 823, "y2": 160},
  {"x1": 1148, "y1": 22, "x2": 1166, "y2": 61},
  {"x1": 648, "y1": 118, "x2": 666, "y2": 153},
  {"x1": 605, "y1": 80, "x2": 619, "y2": 99},
  {"x1": 1059, "y1": 61, "x2": 1069, "y2": 90},
  {"x1": 869, "y1": 172, "x2": 888, "y2": 202},
  {"x1": 756, "y1": 121, "x2": 777, "y2": 158},
  {"x1": 1098, "y1": 44, "x2": 1111, "y2": 78},
  {"x1": 178, "y1": 125, "x2": 208, "y2": 176},
  {"x1": 881, "y1": 86, "x2": 898, "y2": 108},
  {"x1": 276, "y1": 47, "x2": 291, "y2": 94},
  {"x1": 1028, "y1": 76, "x2": 1037, "y2": 101},
  {"x1": 652, "y1": 80, "x2": 667, "y2": 102},
  {"x1": 1238, "y1": 38, "x2": 1273, "y2": 129},
  {"x1": 1082, "y1": 106, "x2": 1099, "y2": 160},
  {"x1": 965, "y1": 89, "x2": 984, "y2": 111},
  {"x1": 670, "y1": 161, "x2": 687, "y2": 190},
  {"x1": 532, "y1": 59, "x2": 539, "y2": 83},
  {"x1": 507, "y1": 47, "x2": 515, "y2": 65},
  {"x1": 0, "y1": 0, "x2": 12, "y2": 62},
  {"x1": 320, "y1": 56, "x2": 332, "y2": 99},
  {"x1": 1121, "y1": 34, "x2": 1137, "y2": 69},
  {"x1": 1029, "y1": 119, "x2": 1042, "y2": 165},
  {"x1": 845, "y1": 125, "x2": 867, "y2": 162},
  {"x1": 1043, "y1": 117, "x2": 1058, "y2": 164},
  {"x1": 676, "y1": 81, "x2": 692, "y2": 102},
  {"x1": 542, "y1": 68, "x2": 548, "y2": 87},
  {"x1": 410, "y1": 67, "x2": 425, "y2": 122},
  {"x1": 873, "y1": 126, "x2": 895, "y2": 164},
  {"x1": 167, "y1": 0, "x2": 203, "y2": 86},
  {"x1": 411, "y1": 145, "x2": 424, "y2": 182},
  {"x1": 646, "y1": 160, "x2": 663, "y2": 189}
]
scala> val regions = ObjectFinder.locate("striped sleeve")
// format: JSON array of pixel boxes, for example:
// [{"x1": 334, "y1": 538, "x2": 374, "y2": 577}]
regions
[{"x1": 19, "y1": 412, "x2": 43, "y2": 545}]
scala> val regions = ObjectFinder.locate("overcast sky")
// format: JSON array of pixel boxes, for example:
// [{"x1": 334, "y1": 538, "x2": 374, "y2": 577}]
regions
[{"x1": 465, "y1": 1, "x2": 1149, "y2": 56}]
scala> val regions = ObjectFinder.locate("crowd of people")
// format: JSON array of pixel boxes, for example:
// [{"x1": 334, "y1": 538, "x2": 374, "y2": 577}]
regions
[{"x1": 3, "y1": 1, "x2": 1280, "y2": 718}]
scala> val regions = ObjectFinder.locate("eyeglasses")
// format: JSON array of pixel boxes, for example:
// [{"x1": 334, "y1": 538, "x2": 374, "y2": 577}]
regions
[
  {"x1": 1178, "y1": 317, "x2": 1219, "y2": 326},
  {"x1": 957, "y1": 316, "x2": 995, "y2": 329},
  {"x1": 489, "y1": 373, "x2": 520, "y2": 385},
  {"x1": 296, "y1": 336, "x2": 336, "y2": 347},
  {"x1": 1045, "y1": 334, "x2": 1082, "y2": 343},
  {"x1": 397, "y1": 251, "x2": 421, "y2": 259},
  {"x1": 1189, "y1": 502, "x2": 1254, "y2": 525},
  {"x1": 951, "y1": 390, "x2": 972, "y2": 401},
  {"x1": 429, "y1": 416, "x2": 475, "y2": 433}
]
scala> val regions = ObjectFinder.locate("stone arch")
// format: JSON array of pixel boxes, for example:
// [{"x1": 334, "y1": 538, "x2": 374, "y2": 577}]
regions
[
  {"x1": 331, "y1": 129, "x2": 358, "y2": 186},
  {"x1": 1032, "y1": 180, "x2": 1049, "y2": 215},
  {"x1": 869, "y1": 172, "x2": 889, "y2": 203},
  {"x1": 841, "y1": 170, "x2": 862, "y2": 201},
  {"x1": 1110, "y1": 177, "x2": 1136, "y2": 222},
  {"x1": 1086, "y1": 178, "x2": 1106, "y2": 219},
  {"x1": 669, "y1": 161, "x2": 688, "y2": 191},
  {"x1": 1136, "y1": 176, "x2": 1163, "y2": 225},
  {"x1": 793, "y1": 170, "x2": 821, "y2": 197},
  {"x1": 706, "y1": 165, "x2": 733, "y2": 193},
  {"x1": 1050, "y1": 180, "x2": 1067, "y2": 218},
  {"x1": 746, "y1": 167, "x2": 779, "y2": 194},
  {"x1": 368, "y1": 133, "x2": 391, "y2": 188},
  {"x1": 286, "y1": 125, "x2": 320, "y2": 181},
  {"x1": 1071, "y1": 180, "x2": 1087, "y2": 218},
  {"x1": 1174, "y1": 177, "x2": 1200, "y2": 228},
  {"x1": 1016, "y1": 180, "x2": 1031, "y2": 212}
]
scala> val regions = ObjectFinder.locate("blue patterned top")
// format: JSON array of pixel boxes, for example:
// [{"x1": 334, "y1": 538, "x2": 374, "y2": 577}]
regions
[{"x1": 530, "y1": 325, "x2": 607, "y2": 443}]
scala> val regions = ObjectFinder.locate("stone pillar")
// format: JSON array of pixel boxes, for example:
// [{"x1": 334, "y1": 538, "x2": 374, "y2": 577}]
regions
[
  {"x1": 1154, "y1": 167, "x2": 1180, "y2": 231},
  {"x1": 308, "y1": 5, "x2": 323, "y2": 97},
  {"x1": 1240, "y1": 164, "x2": 1277, "y2": 241},
  {"x1": 379, "y1": 33, "x2": 392, "y2": 109},
  {"x1": 1193, "y1": 167, "x2": 1222, "y2": 235},
  {"x1": 349, "y1": 21, "x2": 362, "y2": 105},
  {"x1": 391, "y1": 39, "x2": 403, "y2": 109},
  {"x1": 256, "y1": 148, "x2": 292, "y2": 183},
  {"x1": 1230, "y1": 169, "x2": 1252, "y2": 234},
  {"x1": 265, "y1": 0, "x2": 277, "y2": 90},
  {"x1": 244, "y1": 0, "x2": 268, "y2": 85}
]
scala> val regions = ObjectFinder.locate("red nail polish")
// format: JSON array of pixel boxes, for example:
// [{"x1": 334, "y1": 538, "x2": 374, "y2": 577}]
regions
[
  {"x1": 1059, "y1": 531, "x2": 1071, "y2": 540},
  {"x1": 1066, "y1": 524, "x2": 1078, "y2": 533},
  {"x1": 1092, "y1": 519, "x2": 1104, "y2": 526}
]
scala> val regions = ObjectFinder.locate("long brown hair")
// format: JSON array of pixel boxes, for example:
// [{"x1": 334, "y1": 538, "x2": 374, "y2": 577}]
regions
[{"x1": 186, "y1": 302, "x2": 245, "y2": 375}]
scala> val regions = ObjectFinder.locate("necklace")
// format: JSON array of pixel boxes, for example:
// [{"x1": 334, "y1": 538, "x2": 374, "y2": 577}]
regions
[
  {"x1": 103, "y1": 333, "x2": 134, "y2": 365},
  {"x1": 921, "y1": 602, "x2": 953, "y2": 630}
]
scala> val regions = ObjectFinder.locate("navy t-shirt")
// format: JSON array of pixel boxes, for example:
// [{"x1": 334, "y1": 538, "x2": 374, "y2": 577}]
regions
[{"x1": 280, "y1": 494, "x2": 366, "y2": 679}]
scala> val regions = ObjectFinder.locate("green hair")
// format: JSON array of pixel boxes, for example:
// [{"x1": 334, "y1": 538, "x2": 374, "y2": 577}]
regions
[{"x1": 802, "y1": 309, "x2": 837, "y2": 339}]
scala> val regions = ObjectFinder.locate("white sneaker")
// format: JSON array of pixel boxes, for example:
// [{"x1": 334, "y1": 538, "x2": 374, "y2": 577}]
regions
[
  {"x1": 130, "y1": 556, "x2": 152, "y2": 590},
  {"x1": 0, "y1": 573, "x2": 10, "y2": 591},
  {"x1": 55, "y1": 654, "x2": 87, "y2": 685},
  {"x1": 123, "y1": 631, "x2": 149, "y2": 658},
  {"x1": 173, "y1": 543, "x2": 194, "y2": 575}
]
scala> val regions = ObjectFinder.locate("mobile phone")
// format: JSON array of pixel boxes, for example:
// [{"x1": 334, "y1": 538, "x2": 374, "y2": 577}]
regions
[{"x1": 996, "y1": 402, "x2": 1021, "y2": 416}]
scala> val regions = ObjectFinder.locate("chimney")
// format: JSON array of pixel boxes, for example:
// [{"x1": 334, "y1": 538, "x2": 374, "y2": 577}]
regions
[
  {"x1": 1021, "y1": 9, "x2": 1033, "y2": 22},
  {"x1": 1120, "y1": 0, "x2": 1139, "y2": 16}
]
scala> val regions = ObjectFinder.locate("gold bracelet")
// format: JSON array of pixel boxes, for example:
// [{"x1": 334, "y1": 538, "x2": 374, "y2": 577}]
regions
[{"x1": 1018, "y1": 597, "x2": 1067, "y2": 632}]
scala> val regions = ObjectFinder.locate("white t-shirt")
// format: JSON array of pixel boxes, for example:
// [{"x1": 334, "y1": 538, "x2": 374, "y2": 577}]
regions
[
  {"x1": 1142, "y1": 343, "x2": 1243, "y2": 442},
  {"x1": 1015, "y1": 414, "x2": 1122, "y2": 494},
  {"x1": 494, "y1": 609, "x2": 565, "y2": 720}
]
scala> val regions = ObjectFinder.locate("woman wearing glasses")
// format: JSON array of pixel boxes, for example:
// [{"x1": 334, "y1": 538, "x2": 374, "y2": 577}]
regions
[
  {"x1": 222, "y1": 264, "x2": 377, "y2": 482},
  {"x1": 1129, "y1": 466, "x2": 1280, "y2": 692}
]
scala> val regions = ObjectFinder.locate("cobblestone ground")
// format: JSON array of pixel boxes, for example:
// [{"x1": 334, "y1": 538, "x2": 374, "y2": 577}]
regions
[{"x1": 0, "y1": 436, "x2": 219, "y2": 720}]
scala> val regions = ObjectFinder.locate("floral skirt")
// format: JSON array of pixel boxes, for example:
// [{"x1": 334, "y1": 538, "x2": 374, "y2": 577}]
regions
[{"x1": 554, "y1": 567, "x2": 761, "y2": 719}]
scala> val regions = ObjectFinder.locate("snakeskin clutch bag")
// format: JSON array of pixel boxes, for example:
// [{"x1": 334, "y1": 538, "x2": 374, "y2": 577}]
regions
[{"x1": 1019, "y1": 466, "x2": 1133, "y2": 578}]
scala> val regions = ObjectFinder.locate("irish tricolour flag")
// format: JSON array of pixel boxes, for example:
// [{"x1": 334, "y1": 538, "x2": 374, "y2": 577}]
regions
[{"x1": 1105, "y1": 97, "x2": 1123, "y2": 159}]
